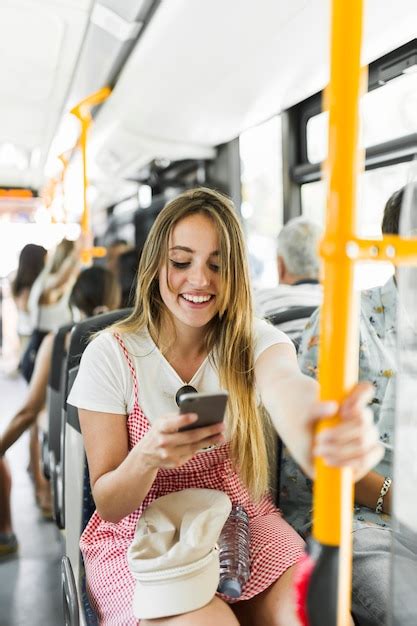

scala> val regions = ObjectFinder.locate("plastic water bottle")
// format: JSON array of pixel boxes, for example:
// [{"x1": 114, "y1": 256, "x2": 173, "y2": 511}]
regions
[{"x1": 217, "y1": 504, "x2": 250, "y2": 598}]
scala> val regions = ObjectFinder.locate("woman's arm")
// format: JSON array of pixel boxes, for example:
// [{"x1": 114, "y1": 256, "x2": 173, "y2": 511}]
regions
[
  {"x1": 355, "y1": 471, "x2": 392, "y2": 514},
  {"x1": 80, "y1": 409, "x2": 225, "y2": 523},
  {"x1": 40, "y1": 254, "x2": 79, "y2": 302},
  {"x1": 255, "y1": 342, "x2": 383, "y2": 480},
  {"x1": 0, "y1": 333, "x2": 53, "y2": 455},
  {"x1": 13, "y1": 287, "x2": 30, "y2": 313}
]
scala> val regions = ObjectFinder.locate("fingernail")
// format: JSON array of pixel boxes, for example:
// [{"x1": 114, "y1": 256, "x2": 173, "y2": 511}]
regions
[
  {"x1": 320, "y1": 402, "x2": 338, "y2": 415},
  {"x1": 188, "y1": 413, "x2": 198, "y2": 421},
  {"x1": 315, "y1": 431, "x2": 331, "y2": 443},
  {"x1": 323, "y1": 457, "x2": 337, "y2": 466}
]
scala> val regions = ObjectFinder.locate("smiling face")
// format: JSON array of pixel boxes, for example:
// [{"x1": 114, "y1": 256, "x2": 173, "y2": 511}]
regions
[{"x1": 158, "y1": 212, "x2": 221, "y2": 332}]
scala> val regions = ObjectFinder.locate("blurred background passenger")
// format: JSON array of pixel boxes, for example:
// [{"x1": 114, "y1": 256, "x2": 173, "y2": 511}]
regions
[
  {"x1": 296, "y1": 187, "x2": 403, "y2": 529},
  {"x1": 19, "y1": 237, "x2": 85, "y2": 509},
  {"x1": 0, "y1": 266, "x2": 121, "y2": 556},
  {"x1": 255, "y1": 217, "x2": 322, "y2": 316},
  {"x1": 281, "y1": 188, "x2": 405, "y2": 626},
  {"x1": 11, "y1": 244, "x2": 47, "y2": 356},
  {"x1": 254, "y1": 217, "x2": 323, "y2": 346},
  {"x1": 21, "y1": 238, "x2": 82, "y2": 383}
]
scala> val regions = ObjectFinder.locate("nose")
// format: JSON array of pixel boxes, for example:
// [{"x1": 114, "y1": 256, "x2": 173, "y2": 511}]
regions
[{"x1": 187, "y1": 263, "x2": 210, "y2": 288}]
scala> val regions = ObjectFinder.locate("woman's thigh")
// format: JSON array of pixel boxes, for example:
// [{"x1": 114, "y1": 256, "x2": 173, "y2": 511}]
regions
[
  {"x1": 231, "y1": 564, "x2": 300, "y2": 626},
  {"x1": 232, "y1": 564, "x2": 355, "y2": 626},
  {"x1": 142, "y1": 596, "x2": 239, "y2": 626}
]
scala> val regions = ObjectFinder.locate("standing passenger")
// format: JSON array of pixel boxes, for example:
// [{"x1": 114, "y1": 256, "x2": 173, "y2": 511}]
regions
[
  {"x1": 11, "y1": 243, "x2": 47, "y2": 355},
  {"x1": 68, "y1": 188, "x2": 382, "y2": 626}
]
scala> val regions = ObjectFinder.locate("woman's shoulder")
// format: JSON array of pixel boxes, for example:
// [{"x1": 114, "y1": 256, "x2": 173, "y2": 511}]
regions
[
  {"x1": 81, "y1": 330, "x2": 123, "y2": 362},
  {"x1": 253, "y1": 317, "x2": 292, "y2": 361},
  {"x1": 85, "y1": 327, "x2": 151, "y2": 356},
  {"x1": 253, "y1": 316, "x2": 292, "y2": 343}
]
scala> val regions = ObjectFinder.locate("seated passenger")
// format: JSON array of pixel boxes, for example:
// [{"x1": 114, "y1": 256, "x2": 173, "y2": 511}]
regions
[
  {"x1": 254, "y1": 217, "x2": 322, "y2": 343},
  {"x1": 68, "y1": 187, "x2": 382, "y2": 626},
  {"x1": 0, "y1": 266, "x2": 121, "y2": 556},
  {"x1": 281, "y1": 187, "x2": 403, "y2": 626}
]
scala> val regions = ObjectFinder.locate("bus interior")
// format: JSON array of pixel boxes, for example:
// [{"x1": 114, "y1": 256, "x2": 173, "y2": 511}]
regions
[{"x1": 1, "y1": 1, "x2": 417, "y2": 624}]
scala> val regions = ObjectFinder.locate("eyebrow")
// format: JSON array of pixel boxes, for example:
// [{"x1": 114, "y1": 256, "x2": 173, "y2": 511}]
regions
[{"x1": 169, "y1": 246, "x2": 219, "y2": 256}]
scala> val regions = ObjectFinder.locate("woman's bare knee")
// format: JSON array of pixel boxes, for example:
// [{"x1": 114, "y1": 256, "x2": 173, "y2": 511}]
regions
[{"x1": 141, "y1": 596, "x2": 239, "y2": 626}]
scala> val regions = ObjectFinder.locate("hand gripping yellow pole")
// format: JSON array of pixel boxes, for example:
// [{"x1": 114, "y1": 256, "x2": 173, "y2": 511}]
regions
[
  {"x1": 295, "y1": 1, "x2": 364, "y2": 625},
  {"x1": 313, "y1": 0, "x2": 363, "y2": 619},
  {"x1": 295, "y1": 2, "x2": 417, "y2": 623},
  {"x1": 70, "y1": 87, "x2": 111, "y2": 265}
]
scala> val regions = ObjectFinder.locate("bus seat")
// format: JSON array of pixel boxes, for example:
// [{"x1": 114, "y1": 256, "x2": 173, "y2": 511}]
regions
[
  {"x1": 265, "y1": 305, "x2": 318, "y2": 507},
  {"x1": 62, "y1": 309, "x2": 132, "y2": 626},
  {"x1": 45, "y1": 323, "x2": 73, "y2": 529},
  {"x1": 265, "y1": 305, "x2": 318, "y2": 353}
]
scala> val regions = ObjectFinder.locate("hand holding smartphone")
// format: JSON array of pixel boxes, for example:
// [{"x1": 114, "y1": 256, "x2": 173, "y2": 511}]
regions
[{"x1": 178, "y1": 391, "x2": 228, "y2": 431}]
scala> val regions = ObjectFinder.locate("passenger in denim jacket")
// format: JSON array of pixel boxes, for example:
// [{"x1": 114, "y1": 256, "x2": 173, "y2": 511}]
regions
[
  {"x1": 279, "y1": 188, "x2": 405, "y2": 535},
  {"x1": 279, "y1": 277, "x2": 396, "y2": 533}
]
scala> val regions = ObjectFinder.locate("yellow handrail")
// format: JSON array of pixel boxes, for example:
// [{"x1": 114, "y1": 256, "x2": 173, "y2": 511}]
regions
[
  {"x1": 309, "y1": 1, "x2": 417, "y2": 624},
  {"x1": 70, "y1": 87, "x2": 111, "y2": 265},
  {"x1": 312, "y1": 0, "x2": 363, "y2": 623}
]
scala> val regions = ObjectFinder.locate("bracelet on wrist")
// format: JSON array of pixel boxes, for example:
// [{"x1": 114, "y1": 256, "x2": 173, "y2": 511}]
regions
[{"x1": 375, "y1": 476, "x2": 392, "y2": 513}]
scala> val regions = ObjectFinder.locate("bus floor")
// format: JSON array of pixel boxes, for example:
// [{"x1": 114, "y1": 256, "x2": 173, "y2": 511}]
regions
[{"x1": 0, "y1": 369, "x2": 64, "y2": 626}]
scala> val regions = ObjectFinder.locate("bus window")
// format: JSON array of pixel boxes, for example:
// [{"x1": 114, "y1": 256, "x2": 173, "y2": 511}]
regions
[
  {"x1": 301, "y1": 180, "x2": 326, "y2": 226},
  {"x1": 306, "y1": 71, "x2": 417, "y2": 165},
  {"x1": 239, "y1": 116, "x2": 282, "y2": 288},
  {"x1": 302, "y1": 161, "x2": 413, "y2": 289}
]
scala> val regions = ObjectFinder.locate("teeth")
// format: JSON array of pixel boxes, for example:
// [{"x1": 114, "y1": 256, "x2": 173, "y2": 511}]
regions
[{"x1": 182, "y1": 294, "x2": 212, "y2": 303}]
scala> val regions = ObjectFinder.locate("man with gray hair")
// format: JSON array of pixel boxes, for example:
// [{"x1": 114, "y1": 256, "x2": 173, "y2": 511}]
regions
[{"x1": 255, "y1": 217, "x2": 323, "y2": 342}]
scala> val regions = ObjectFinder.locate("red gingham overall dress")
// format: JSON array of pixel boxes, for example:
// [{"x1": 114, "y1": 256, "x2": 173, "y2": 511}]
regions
[{"x1": 80, "y1": 334, "x2": 305, "y2": 625}]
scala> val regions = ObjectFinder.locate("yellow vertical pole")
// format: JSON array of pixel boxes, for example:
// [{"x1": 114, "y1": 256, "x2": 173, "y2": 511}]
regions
[
  {"x1": 58, "y1": 152, "x2": 70, "y2": 223},
  {"x1": 312, "y1": 0, "x2": 363, "y2": 624},
  {"x1": 70, "y1": 87, "x2": 111, "y2": 264},
  {"x1": 79, "y1": 117, "x2": 90, "y2": 236}
]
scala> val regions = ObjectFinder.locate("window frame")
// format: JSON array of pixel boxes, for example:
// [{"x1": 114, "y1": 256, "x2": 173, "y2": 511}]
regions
[{"x1": 283, "y1": 39, "x2": 417, "y2": 194}]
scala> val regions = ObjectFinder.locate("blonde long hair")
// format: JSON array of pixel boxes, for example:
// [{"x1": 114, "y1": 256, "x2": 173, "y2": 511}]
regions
[{"x1": 112, "y1": 187, "x2": 271, "y2": 500}]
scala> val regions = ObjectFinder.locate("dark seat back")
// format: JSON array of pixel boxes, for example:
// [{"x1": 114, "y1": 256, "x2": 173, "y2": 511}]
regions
[
  {"x1": 265, "y1": 305, "x2": 318, "y2": 506},
  {"x1": 46, "y1": 323, "x2": 73, "y2": 527},
  {"x1": 48, "y1": 323, "x2": 73, "y2": 464},
  {"x1": 265, "y1": 305, "x2": 318, "y2": 352},
  {"x1": 66, "y1": 308, "x2": 133, "y2": 434},
  {"x1": 62, "y1": 308, "x2": 132, "y2": 625},
  {"x1": 63, "y1": 308, "x2": 132, "y2": 524}
]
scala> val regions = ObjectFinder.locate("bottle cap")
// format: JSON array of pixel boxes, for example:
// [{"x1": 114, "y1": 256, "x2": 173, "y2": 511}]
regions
[{"x1": 219, "y1": 578, "x2": 241, "y2": 598}]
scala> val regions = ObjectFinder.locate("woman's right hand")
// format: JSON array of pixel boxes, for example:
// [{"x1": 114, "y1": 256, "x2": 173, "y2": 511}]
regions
[{"x1": 136, "y1": 412, "x2": 225, "y2": 469}]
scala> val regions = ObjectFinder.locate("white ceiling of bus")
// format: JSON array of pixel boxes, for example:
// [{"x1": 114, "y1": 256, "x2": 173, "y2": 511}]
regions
[
  {"x1": 0, "y1": 0, "x2": 95, "y2": 190},
  {"x1": 89, "y1": 0, "x2": 417, "y2": 187},
  {"x1": 1, "y1": 0, "x2": 417, "y2": 208}
]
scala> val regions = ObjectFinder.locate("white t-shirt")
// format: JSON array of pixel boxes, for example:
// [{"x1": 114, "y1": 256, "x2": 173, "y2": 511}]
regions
[{"x1": 68, "y1": 318, "x2": 292, "y2": 423}]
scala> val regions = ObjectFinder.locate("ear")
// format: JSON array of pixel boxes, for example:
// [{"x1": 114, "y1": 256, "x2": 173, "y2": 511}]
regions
[{"x1": 277, "y1": 256, "x2": 286, "y2": 282}]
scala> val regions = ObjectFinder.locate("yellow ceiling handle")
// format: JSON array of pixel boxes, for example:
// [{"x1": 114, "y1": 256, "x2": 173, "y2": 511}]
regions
[{"x1": 70, "y1": 87, "x2": 111, "y2": 264}]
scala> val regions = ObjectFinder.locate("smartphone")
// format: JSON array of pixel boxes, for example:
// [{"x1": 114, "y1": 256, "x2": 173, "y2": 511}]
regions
[{"x1": 178, "y1": 391, "x2": 228, "y2": 431}]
